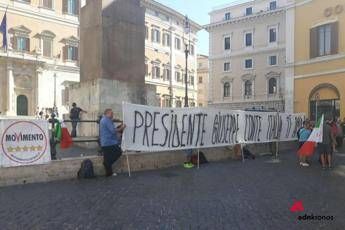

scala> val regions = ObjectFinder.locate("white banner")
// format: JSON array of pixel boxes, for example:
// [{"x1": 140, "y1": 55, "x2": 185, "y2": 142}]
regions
[
  {"x1": 122, "y1": 103, "x2": 305, "y2": 152},
  {"x1": 0, "y1": 119, "x2": 51, "y2": 167}
]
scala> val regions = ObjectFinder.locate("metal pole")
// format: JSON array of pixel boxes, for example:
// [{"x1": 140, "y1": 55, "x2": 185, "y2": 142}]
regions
[
  {"x1": 184, "y1": 47, "x2": 189, "y2": 107},
  {"x1": 126, "y1": 152, "x2": 131, "y2": 177},
  {"x1": 197, "y1": 149, "x2": 200, "y2": 169}
]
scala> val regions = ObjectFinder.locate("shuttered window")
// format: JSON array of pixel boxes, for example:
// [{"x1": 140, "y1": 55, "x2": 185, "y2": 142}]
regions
[
  {"x1": 310, "y1": 22, "x2": 338, "y2": 58},
  {"x1": 64, "y1": 45, "x2": 78, "y2": 61},
  {"x1": 42, "y1": 0, "x2": 53, "y2": 9},
  {"x1": 63, "y1": 0, "x2": 79, "y2": 15},
  {"x1": 43, "y1": 38, "x2": 53, "y2": 57},
  {"x1": 15, "y1": 37, "x2": 30, "y2": 52}
]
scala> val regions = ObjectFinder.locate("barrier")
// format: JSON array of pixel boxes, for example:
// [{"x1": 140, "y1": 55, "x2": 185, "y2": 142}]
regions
[{"x1": 121, "y1": 103, "x2": 305, "y2": 176}]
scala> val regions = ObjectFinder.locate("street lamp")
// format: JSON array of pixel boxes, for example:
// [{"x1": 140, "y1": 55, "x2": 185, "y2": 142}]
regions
[
  {"x1": 183, "y1": 15, "x2": 191, "y2": 108},
  {"x1": 314, "y1": 92, "x2": 320, "y2": 122}
]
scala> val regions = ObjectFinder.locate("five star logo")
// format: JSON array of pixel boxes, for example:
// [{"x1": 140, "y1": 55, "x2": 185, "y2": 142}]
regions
[
  {"x1": 15, "y1": 146, "x2": 22, "y2": 152},
  {"x1": 36, "y1": 146, "x2": 43, "y2": 151},
  {"x1": 30, "y1": 146, "x2": 36, "y2": 151},
  {"x1": 22, "y1": 146, "x2": 29, "y2": 152},
  {"x1": 7, "y1": 146, "x2": 14, "y2": 153}
]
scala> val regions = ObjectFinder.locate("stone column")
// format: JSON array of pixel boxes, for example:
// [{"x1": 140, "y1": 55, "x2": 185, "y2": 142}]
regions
[
  {"x1": 169, "y1": 27, "x2": 175, "y2": 107},
  {"x1": 6, "y1": 64, "x2": 15, "y2": 116},
  {"x1": 35, "y1": 67, "x2": 44, "y2": 109}
]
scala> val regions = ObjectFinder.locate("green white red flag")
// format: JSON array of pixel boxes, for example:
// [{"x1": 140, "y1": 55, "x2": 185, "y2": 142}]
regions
[{"x1": 298, "y1": 115, "x2": 324, "y2": 157}]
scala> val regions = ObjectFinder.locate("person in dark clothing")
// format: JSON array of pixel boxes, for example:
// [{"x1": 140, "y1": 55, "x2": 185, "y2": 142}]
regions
[
  {"x1": 69, "y1": 102, "x2": 87, "y2": 137},
  {"x1": 100, "y1": 108, "x2": 126, "y2": 177},
  {"x1": 318, "y1": 119, "x2": 333, "y2": 169}
]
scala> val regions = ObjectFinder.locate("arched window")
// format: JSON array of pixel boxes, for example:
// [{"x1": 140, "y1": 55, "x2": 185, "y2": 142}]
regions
[
  {"x1": 224, "y1": 82, "x2": 230, "y2": 97},
  {"x1": 268, "y1": 78, "x2": 277, "y2": 94},
  {"x1": 244, "y1": 80, "x2": 252, "y2": 96}
]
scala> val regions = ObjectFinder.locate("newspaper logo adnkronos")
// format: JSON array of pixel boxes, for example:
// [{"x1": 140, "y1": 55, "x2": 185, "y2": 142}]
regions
[{"x1": 1, "y1": 121, "x2": 48, "y2": 164}]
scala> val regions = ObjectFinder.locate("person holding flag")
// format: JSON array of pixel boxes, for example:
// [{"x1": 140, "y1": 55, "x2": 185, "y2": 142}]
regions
[
  {"x1": 298, "y1": 115, "x2": 324, "y2": 165},
  {"x1": 297, "y1": 120, "x2": 312, "y2": 167}
]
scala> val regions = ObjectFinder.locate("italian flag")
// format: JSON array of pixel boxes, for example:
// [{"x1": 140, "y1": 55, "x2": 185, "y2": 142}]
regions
[
  {"x1": 298, "y1": 115, "x2": 324, "y2": 157},
  {"x1": 55, "y1": 121, "x2": 73, "y2": 149}
]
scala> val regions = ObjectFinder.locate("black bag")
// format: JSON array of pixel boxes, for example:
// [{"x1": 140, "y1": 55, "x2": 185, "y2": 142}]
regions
[
  {"x1": 243, "y1": 147, "x2": 255, "y2": 159},
  {"x1": 77, "y1": 159, "x2": 95, "y2": 179},
  {"x1": 191, "y1": 151, "x2": 209, "y2": 165}
]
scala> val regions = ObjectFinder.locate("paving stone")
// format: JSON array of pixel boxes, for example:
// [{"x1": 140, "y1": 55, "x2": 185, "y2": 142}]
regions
[{"x1": 0, "y1": 151, "x2": 344, "y2": 230}]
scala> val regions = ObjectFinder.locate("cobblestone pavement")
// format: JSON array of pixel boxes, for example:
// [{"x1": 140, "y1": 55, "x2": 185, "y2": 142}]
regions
[{"x1": 0, "y1": 150, "x2": 344, "y2": 230}]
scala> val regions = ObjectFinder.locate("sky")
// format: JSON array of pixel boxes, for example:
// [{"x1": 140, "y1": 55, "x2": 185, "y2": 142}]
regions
[{"x1": 156, "y1": 0, "x2": 239, "y2": 55}]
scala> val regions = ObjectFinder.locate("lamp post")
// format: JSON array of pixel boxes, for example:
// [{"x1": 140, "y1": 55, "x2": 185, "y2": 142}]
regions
[
  {"x1": 183, "y1": 15, "x2": 191, "y2": 108},
  {"x1": 315, "y1": 92, "x2": 320, "y2": 122}
]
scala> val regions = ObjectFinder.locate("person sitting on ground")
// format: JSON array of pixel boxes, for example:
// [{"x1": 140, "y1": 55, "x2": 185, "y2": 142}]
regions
[
  {"x1": 69, "y1": 102, "x2": 87, "y2": 137},
  {"x1": 298, "y1": 121, "x2": 312, "y2": 167}
]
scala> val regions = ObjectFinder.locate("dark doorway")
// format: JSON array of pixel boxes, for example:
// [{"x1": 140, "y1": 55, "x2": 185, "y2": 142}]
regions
[{"x1": 17, "y1": 95, "x2": 28, "y2": 116}]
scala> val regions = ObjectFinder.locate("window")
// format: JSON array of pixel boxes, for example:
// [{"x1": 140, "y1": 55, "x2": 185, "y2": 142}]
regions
[
  {"x1": 268, "y1": 78, "x2": 277, "y2": 94},
  {"x1": 310, "y1": 22, "x2": 338, "y2": 58},
  {"x1": 224, "y1": 82, "x2": 230, "y2": 97},
  {"x1": 224, "y1": 62, "x2": 230, "y2": 72},
  {"x1": 63, "y1": 45, "x2": 78, "y2": 61},
  {"x1": 63, "y1": 0, "x2": 79, "y2": 15},
  {"x1": 199, "y1": 76, "x2": 203, "y2": 84},
  {"x1": 145, "y1": 26, "x2": 148, "y2": 40},
  {"x1": 190, "y1": 76, "x2": 194, "y2": 86},
  {"x1": 244, "y1": 80, "x2": 252, "y2": 96},
  {"x1": 245, "y1": 59, "x2": 253, "y2": 69},
  {"x1": 269, "y1": 28, "x2": 277, "y2": 43},
  {"x1": 151, "y1": 29, "x2": 160, "y2": 43},
  {"x1": 224, "y1": 36, "x2": 230, "y2": 50},
  {"x1": 269, "y1": 55, "x2": 277, "y2": 66},
  {"x1": 175, "y1": 71, "x2": 181, "y2": 82},
  {"x1": 245, "y1": 33, "x2": 252, "y2": 47},
  {"x1": 152, "y1": 66, "x2": 160, "y2": 79},
  {"x1": 145, "y1": 64, "x2": 148, "y2": 76},
  {"x1": 190, "y1": 102, "x2": 196, "y2": 107},
  {"x1": 225, "y1": 12, "x2": 231, "y2": 20},
  {"x1": 164, "y1": 69, "x2": 170, "y2": 81},
  {"x1": 163, "y1": 33, "x2": 170, "y2": 46},
  {"x1": 176, "y1": 100, "x2": 182, "y2": 108},
  {"x1": 199, "y1": 103, "x2": 203, "y2": 107},
  {"x1": 190, "y1": 44, "x2": 194, "y2": 55},
  {"x1": 175, "y1": 37, "x2": 181, "y2": 50},
  {"x1": 270, "y1": 1, "x2": 277, "y2": 10},
  {"x1": 15, "y1": 37, "x2": 30, "y2": 52},
  {"x1": 246, "y1": 7, "x2": 253, "y2": 16},
  {"x1": 43, "y1": 37, "x2": 53, "y2": 57},
  {"x1": 42, "y1": 0, "x2": 53, "y2": 9}
]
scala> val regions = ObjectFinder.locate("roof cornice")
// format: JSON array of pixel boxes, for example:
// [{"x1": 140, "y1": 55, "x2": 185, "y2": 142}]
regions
[
  {"x1": 141, "y1": 0, "x2": 203, "y2": 31},
  {"x1": 204, "y1": 8, "x2": 285, "y2": 31}
]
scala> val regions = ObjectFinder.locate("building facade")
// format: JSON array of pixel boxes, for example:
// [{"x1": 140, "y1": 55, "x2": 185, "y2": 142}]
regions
[
  {"x1": 205, "y1": 0, "x2": 288, "y2": 111},
  {"x1": 0, "y1": 0, "x2": 79, "y2": 117},
  {"x1": 197, "y1": 54, "x2": 209, "y2": 107},
  {"x1": 142, "y1": 0, "x2": 202, "y2": 108},
  {"x1": 292, "y1": 0, "x2": 345, "y2": 120}
]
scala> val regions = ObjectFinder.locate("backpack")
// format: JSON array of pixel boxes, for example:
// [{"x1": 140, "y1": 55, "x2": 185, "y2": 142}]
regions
[
  {"x1": 77, "y1": 159, "x2": 95, "y2": 179},
  {"x1": 191, "y1": 151, "x2": 209, "y2": 165}
]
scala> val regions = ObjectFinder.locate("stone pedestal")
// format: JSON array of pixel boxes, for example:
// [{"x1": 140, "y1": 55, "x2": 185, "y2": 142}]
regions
[
  {"x1": 66, "y1": 0, "x2": 158, "y2": 140},
  {"x1": 68, "y1": 79, "x2": 158, "y2": 138}
]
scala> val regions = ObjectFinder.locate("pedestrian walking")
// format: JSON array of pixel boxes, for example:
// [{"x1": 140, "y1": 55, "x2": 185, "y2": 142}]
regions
[
  {"x1": 298, "y1": 121, "x2": 312, "y2": 167},
  {"x1": 69, "y1": 102, "x2": 87, "y2": 137},
  {"x1": 318, "y1": 119, "x2": 333, "y2": 170},
  {"x1": 100, "y1": 108, "x2": 126, "y2": 177}
]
